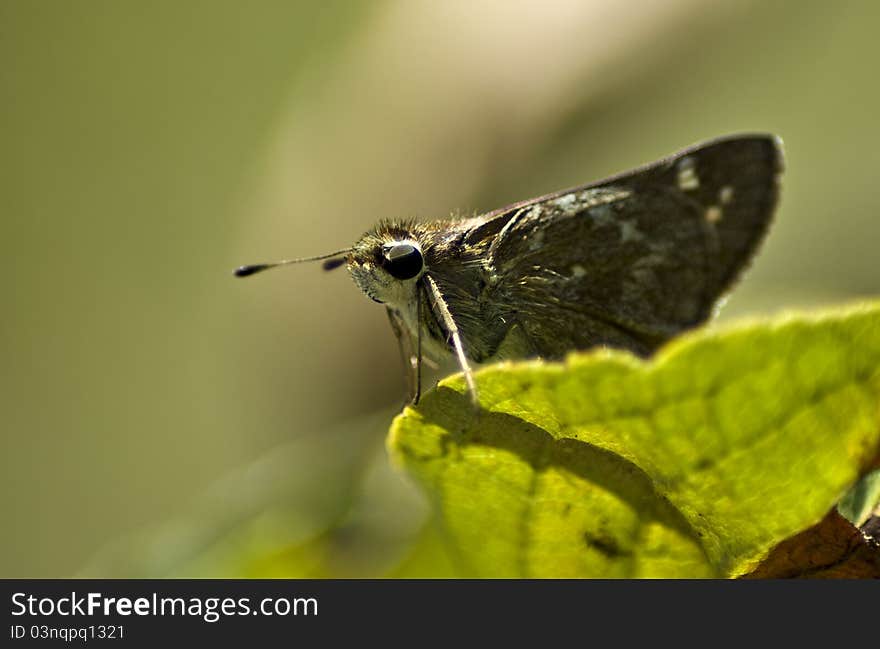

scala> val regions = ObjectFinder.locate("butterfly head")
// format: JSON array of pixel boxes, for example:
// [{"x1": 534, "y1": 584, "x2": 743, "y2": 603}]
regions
[{"x1": 347, "y1": 225, "x2": 426, "y2": 305}]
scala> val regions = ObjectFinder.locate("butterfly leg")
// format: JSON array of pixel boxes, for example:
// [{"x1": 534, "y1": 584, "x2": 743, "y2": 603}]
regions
[
  {"x1": 414, "y1": 293, "x2": 423, "y2": 404},
  {"x1": 423, "y1": 274, "x2": 478, "y2": 405},
  {"x1": 386, "y1": 307, "x2": 420, "y2": 405}
]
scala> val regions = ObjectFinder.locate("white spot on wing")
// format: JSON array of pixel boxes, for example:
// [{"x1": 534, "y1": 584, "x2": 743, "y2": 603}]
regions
[
  {"x1": 570, "y1": 264, "x2": 586, "y2": 278},
  {"x1": 552, "y1": 189, "x2": 631, "y2": 218},
  {"x1": 552, "y1": 193, "x2": 577, "y2": 212},
  {"x1": 619, "y1": 220, "x2": 643, "y2": 243},
  {"x1": 578, "y1": 187, "x2": 632, "y2": 208},
  {"x1": 677, "y1": 157, "x2": 699, "y2": 191},
  {"x1": 719, "y1": 185, "x2": 734, "y2": 204},
  {"x1": 705, "y1": 205, "x2": 723, "y2": 223}
]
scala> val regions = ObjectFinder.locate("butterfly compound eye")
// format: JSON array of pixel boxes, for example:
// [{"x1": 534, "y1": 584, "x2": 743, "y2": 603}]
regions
[{"x1": 383, "y1": 243, "x2": 424, "y2": 280}]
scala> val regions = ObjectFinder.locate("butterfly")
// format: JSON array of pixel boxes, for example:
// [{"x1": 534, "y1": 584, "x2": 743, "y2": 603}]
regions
[{"x1": 237, "y1": 134, "x2": 783, "y2": 404}]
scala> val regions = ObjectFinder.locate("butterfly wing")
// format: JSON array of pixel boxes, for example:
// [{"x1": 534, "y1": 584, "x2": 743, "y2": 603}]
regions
[{"x1": 468, "y1": 134, "x2": 783, "y2": 359}]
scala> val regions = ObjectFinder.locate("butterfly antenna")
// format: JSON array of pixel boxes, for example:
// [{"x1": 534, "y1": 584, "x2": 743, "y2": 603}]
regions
[{"x1": 233, "y1": 250, "x2": 351, "y2": 277}]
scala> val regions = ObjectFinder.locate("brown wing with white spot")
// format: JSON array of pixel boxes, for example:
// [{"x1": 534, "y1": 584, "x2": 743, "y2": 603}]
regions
[{"x1": 478, "y1": 134, "x2": 783, "y2": 359}]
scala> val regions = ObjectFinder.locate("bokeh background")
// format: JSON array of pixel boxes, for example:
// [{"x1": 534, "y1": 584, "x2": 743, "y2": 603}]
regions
[{"x1": 3, "y1": 0, "x2": 879, "y2": 577}]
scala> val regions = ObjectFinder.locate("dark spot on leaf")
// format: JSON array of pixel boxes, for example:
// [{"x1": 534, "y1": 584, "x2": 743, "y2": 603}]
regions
[{"x1": 583, "y1": 531, "x2": 631, "y2": 558}]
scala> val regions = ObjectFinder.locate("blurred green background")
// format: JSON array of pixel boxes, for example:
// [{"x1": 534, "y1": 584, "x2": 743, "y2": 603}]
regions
[{"x1": 2, "y1": 1, "x2": 878, "y2": 577}]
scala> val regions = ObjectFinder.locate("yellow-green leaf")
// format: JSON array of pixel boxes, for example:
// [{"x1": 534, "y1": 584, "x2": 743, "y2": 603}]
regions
[{"x1": 388, "y1": 302, "x2": 880, "y2": 578}]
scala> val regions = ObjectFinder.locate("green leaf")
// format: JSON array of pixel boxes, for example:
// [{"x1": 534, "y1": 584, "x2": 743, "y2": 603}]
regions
[{"x1": 388, "y1": 302, "x2": 880, "y2": 578}]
